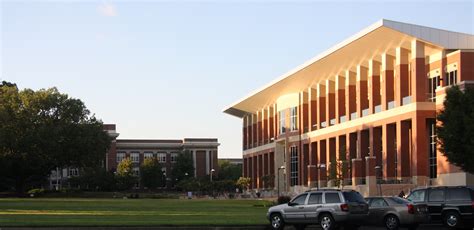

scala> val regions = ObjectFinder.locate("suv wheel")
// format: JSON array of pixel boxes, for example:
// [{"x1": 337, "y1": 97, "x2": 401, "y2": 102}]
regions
[
  {"x1": 444, "y1": 211, "x2": 461, "y2": 228},
  {"x1": 319, "y1": 213, "x2": 335, "y2": 230},
  {"x1": 384, "y1": 214, "x2": 400, "y2": 230},
  {"x1": 270, "y1": 213, "x2": 284, "y2": 230}
]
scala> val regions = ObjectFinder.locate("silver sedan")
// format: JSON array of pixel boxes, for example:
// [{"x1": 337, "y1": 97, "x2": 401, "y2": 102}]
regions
[{"x1": 364, "y1": 196, "x2": 429, "y2": 230}]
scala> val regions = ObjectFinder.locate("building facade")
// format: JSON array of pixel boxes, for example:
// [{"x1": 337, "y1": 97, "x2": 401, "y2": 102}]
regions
[
  {"x1": 49, "y1": 124, "x2": 219, "y2": 190},
  {"x1": 224, "y1": 19, "x2": 474, "y2": 196}
]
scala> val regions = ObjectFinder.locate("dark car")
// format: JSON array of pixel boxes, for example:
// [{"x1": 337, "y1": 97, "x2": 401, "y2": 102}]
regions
[
  {"x1": 406, "y1": 186, "x2": 474, "y2": 229},
  {"x1": 365, "y1": 196, "x2": 429, "y2": 230},
  {"x1": 267, "y1": 189, "x2": 368, "y2": 230}
]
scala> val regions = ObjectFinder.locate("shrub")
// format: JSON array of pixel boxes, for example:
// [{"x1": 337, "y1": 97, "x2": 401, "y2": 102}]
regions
[
  {"x1": 27, "y1": 188, "x2": 45, "y2": 197},
  {"x1": 277, "y1": 195, "x2": 291, "y2": 204}
]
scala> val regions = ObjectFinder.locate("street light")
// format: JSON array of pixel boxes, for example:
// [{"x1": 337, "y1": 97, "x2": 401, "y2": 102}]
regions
[
  {"x1": 375, "y1": 165, "x2": 382, "y2": 196},
  {"x1": 317, "y1": 163, "x2": 326, "y2": 190},
  {"x1": 210, "y1": 169, "x2": 215, "y2": 182},
  {"x1": 277, "y1": 166, "x2": 285, "y2": 197}
]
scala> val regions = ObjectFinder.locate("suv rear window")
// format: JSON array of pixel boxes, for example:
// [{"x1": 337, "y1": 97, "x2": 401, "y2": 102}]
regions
[
  {"x1": 343, "y1": 191, "x2": 365, "y2": 203},
  {"x1": 447, "y1": 188, "x2": 471, "y2": 201},
  {"x1": 325, "y1": 193, "x2": 341, "y2": 203}
]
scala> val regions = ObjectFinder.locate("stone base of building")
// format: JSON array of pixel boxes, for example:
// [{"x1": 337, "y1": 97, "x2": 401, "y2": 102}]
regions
[{"x1": 434, "y1": 172, "x2": 474, "y2": 186}]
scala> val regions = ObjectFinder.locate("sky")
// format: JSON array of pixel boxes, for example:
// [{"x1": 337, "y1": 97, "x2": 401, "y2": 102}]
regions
[{"x1": 1, "y1": 0, "x2": 473, "y2": 159}]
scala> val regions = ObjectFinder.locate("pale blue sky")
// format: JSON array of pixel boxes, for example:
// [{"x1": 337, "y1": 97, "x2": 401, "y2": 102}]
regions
[{"x1": 1, "y1": 0, "x2": 473, "y2": 158}]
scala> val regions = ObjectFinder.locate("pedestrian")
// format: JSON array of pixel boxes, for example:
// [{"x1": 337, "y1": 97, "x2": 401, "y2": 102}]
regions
[{"x1": 398, "y1": 190, "x2": 405, "y2": 198}]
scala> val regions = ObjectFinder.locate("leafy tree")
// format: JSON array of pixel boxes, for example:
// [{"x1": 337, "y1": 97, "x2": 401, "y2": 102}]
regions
[
  {"x1": 115, "y1": 158, "x2": 136, "y2": 190},
  {"x1": 171, "y1": 150, "x2": 194, "y2": 181},
  {"x1": 218, "y1": 160, "x2": 242, "y2": 181},
  {"x1": 437, "y1": 86, "x2": 474, "y2": 174},
  {"x1": 0, "y1": 81, "x2": 111, "y2": 194},
  {"x1": 236, "y1": 177, "x2": 251, "y2": 191},
  {"x1": 261, "y1": 174, "x2": 274, "y2": 189},
  {"x1": 68, "y1": 167, "x2": 117, "y2": 191},
  {"x1": 140, "y1": 157, "x2": 163, "y2": 190}
]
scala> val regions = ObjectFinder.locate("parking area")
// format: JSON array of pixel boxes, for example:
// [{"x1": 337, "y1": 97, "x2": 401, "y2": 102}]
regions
[{"x1": 280, "y1": 224, "x2": 460, "y2": 230}]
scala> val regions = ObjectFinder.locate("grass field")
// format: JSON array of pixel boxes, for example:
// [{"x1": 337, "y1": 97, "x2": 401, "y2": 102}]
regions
[{"x1": 0, "y1": 198, "x2": 273, "y2": 226}]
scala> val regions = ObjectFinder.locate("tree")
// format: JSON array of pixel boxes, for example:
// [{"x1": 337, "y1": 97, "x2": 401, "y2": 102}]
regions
[
  {"x1": 217, "y1": 160, "x2": 242, "y2": 181},
  {"x1": 116, "y1": 158, "x2": 136, "y2": 190},
  {"x1": 171, "y1": 150, "x2": 194, "y2": 182},
  {"x1": 0, "y1": 81, "x2": 111, "y2": 193},
  {"x1": 437, "y1": 86, "x2": 474, "y2": 174},
  {"x1": 140, "y1": 157, "x2": 163, "y2": 190},
  {"x1": 236, "y1": 177, "x2": 251, "y2": 191}
]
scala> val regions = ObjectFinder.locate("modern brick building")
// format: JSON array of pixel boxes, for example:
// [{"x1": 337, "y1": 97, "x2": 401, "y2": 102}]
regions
[{"x1": 224, "y1": 19, "x2": 474, "y2": 196}]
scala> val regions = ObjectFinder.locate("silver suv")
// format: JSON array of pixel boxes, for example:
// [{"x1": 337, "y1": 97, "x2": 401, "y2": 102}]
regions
[{"x1": 267, "y1": 189, "x2": 369, "y2": 230}]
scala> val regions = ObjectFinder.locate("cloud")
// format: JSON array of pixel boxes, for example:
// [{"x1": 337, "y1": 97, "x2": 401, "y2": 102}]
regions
[{"x1": 97, "y1": 3, "x2": 118, "y2": 17}]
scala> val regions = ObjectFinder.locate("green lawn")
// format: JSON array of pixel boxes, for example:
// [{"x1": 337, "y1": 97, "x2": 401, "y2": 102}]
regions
[{"x1": 0, "y1": 198, "x2": 273, "y2": 226}]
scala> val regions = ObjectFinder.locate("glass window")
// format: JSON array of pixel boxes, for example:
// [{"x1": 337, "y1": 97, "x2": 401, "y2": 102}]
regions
[
  {"x1": 170, "y1": 153, "x2": 178, "y2": 163},
  {"x1": 308, "y1": 193, "x2": 322, "y2": 204},
  {"x1": 428, "y1": 189, "x2": 445, "y2": 202},
  {"x1": 343, "y1": 191, "x2": 366, "y2": 203},
  {"x1": 132, "y1": 167, "x2": 139, "y2": 177},
  {"x1": 144, "y1": 152, "x2": 154, "y2": 159},
  {"x1": 157, "y1": 153, "x2": 167, "y2": 163},
  {"x1": 445, "y1": 70, "x2": 457, "y2": 86},
  {"x1": 290, "y1": 107, "x2": 298, "y2": 131},
  {"x1": 428, "y1": 119, "x2": 437, "y2": 178},
  {"x1": 279, "y1": 110, "x2": 286, "y2": 134},
  {"x1": 291, "y1": 193, "x2": 307, "y2": 205},
  {"x1": 290, "y1": 146, "x2": 298, "y2": 186},
  {"x1": 388, "y1": 197, "x2": 409, "y2": 204},
  {"x1": 447, "y1": 188, "x2": 471, "y2": 201},
  {"x1": 116, "y1": 152, "x2": 126, "y2": 163},
  {"x1": 407, "y1": 190, "x2": 426, "y2": 202},
  {"x1": 325, "y1": 193, "x2": 341, "y2": 204},
  {"x1": 130, "y1": 153, "x2": 140, "y2": 163},
  {"x1": 370, "y1": 198, "x2": 388, "y2": 207},
  {"x1": 69, "y1": 168, "x2": 79, "y2": 177}
]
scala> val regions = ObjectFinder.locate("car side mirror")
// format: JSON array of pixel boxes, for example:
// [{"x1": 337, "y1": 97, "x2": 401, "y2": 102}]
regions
[{"x1": 288, "y1": 202, "x2": 296, "y2": 206}]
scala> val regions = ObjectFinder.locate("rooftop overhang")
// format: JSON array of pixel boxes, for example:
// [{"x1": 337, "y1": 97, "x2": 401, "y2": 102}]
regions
[{"x1": 223, "y1": 19, "x2": 474, "y2": 118}]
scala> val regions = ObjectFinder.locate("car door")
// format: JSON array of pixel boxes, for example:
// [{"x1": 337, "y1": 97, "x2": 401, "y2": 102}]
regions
[
  {"x1": 367, "y1": 198, "x2": 390, "y2": 226},
  {"x1": 283, "y1": 193, "x2": 308, "y2": 223},
  {"x1": 304, "y1": 192, "x2": 323, "y2": 223},
  {"x1": 427, "y1": 188, "x2": 445, "y2": 222}
]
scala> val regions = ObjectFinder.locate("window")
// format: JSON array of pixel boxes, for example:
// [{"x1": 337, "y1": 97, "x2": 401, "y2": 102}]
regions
[
  {"x1": 428, "y1": 74, "x2": 440, "y2": 102},
  {"x1": 428, "y1": 119, "x2": 437, "y2": 178},
  {"x1": 170, "y1": 153, "x2": 178, "y2": 163},
  {"x1": 144, "y1": 152, "x2": 154, "y2": 159},
  {"x1": 370, "y1": 198, "x2": 388, "y2": 207},
  {"x1": 308, "y1": 193, "x2": 323, "y2": 204},
  {"x1": 388, "y1": 197, "x2": 409, "y2": 204},
  {"x1": 343, "y1": 191, "x2": 366, "y2": 203},
  {"x1": 291, "y1": 193, "x2": 307, "y2": 205},
  {"x1": 69, "y1": 168, "x2": 79, "y2": 177},
  {"x1": 132, "y1": 167, "x2": 140, "y2": 177},
  {"x1": 407, "y1": 190, "x2": 426, "y2": 202},
  {"x1": 290, "y1": 146, "x2": 298, "y2": 186},
  {"x1": 157, "y1": 153, "x2": 167, "y2": 163},
  {"x1": 447, "y1": 188, "x2": 471, "y2": 201},
  {"x1": 445, "y1": 69, "x2": 457, "y2": 86},
  {"x1": 279, "y1": 110, "x2": 286, "y2": 134},
  {"x1": 428, "y1": 189, "x2": 445, "y2": 202},
  {"x1": 130, "y1": 153, "x2": 140, "y2": 163},
  {"x1": 290, "y1": 107, "x2": 298, "y2": 131},
  {"x1": 116, "y1": 152, "x2": 126, "y2": 163},
  {"x1": 325, "y1": 193, "x2": 341, "y2": 203}
]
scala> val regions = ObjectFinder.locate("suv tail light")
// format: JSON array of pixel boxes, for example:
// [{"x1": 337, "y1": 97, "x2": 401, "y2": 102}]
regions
[
  {"x1": 407, "y1": 204, "x2": 415, "y2": 214},
  {"x1": 340, "y1": 203, "x2": 349, "y2": 212},
  {"x1": 472, "y1": 201, "x2": 474, "y2": 209}
]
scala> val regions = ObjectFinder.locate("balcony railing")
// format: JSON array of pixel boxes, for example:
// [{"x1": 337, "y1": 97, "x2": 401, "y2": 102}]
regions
[
  {"x1": 362, "y1": 108, "x2": 369, "y2": 117},
  {"x1": 350, "y1": 112, "x2": 357, "y2": 120},
  {"x1": 329, "y1": 119, "x2": 336, "y2": 126},
  {"x1": 387, "y1": 101, "x2": 396, "y2": 109},
  {"x1": 339, "y1": 115, "x2": 346, "y2": 123},
  {"x1": 374, "y1": 104, "x2": 382, "y2": 113}
]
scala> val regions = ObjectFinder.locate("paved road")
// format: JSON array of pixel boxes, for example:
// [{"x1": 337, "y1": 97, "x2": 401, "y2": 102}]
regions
[{"x1": 280, "y1": 224, "x2": 466, "y2": 230}]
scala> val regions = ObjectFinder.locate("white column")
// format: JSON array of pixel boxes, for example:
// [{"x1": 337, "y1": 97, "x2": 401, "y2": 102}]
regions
[
  {"x1": 192, "y1": 150, "x2": 197, "y2": 177},
  {"x1": 206, "y1": 150, "x2": 210, "y2": 175}
]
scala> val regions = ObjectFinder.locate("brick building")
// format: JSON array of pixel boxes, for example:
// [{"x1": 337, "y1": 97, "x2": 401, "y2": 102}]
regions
[{"x1": 223, "y1": 19, "x2": 474, "y2": 196}]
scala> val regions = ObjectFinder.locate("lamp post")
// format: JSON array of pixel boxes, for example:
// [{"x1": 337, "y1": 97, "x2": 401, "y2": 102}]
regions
[
  {"x1": 210, "y1": 169, "x2": 215, "y2": 182},
  {"x1": 317, "y1": 163, "x2": 326, "y2": 190},
  {"x1": 375, "y1": 165, "x2": 382, "y2": 196},
  {"x1": 277, "y1": 166, "x2": 285, "y2": 197}
]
